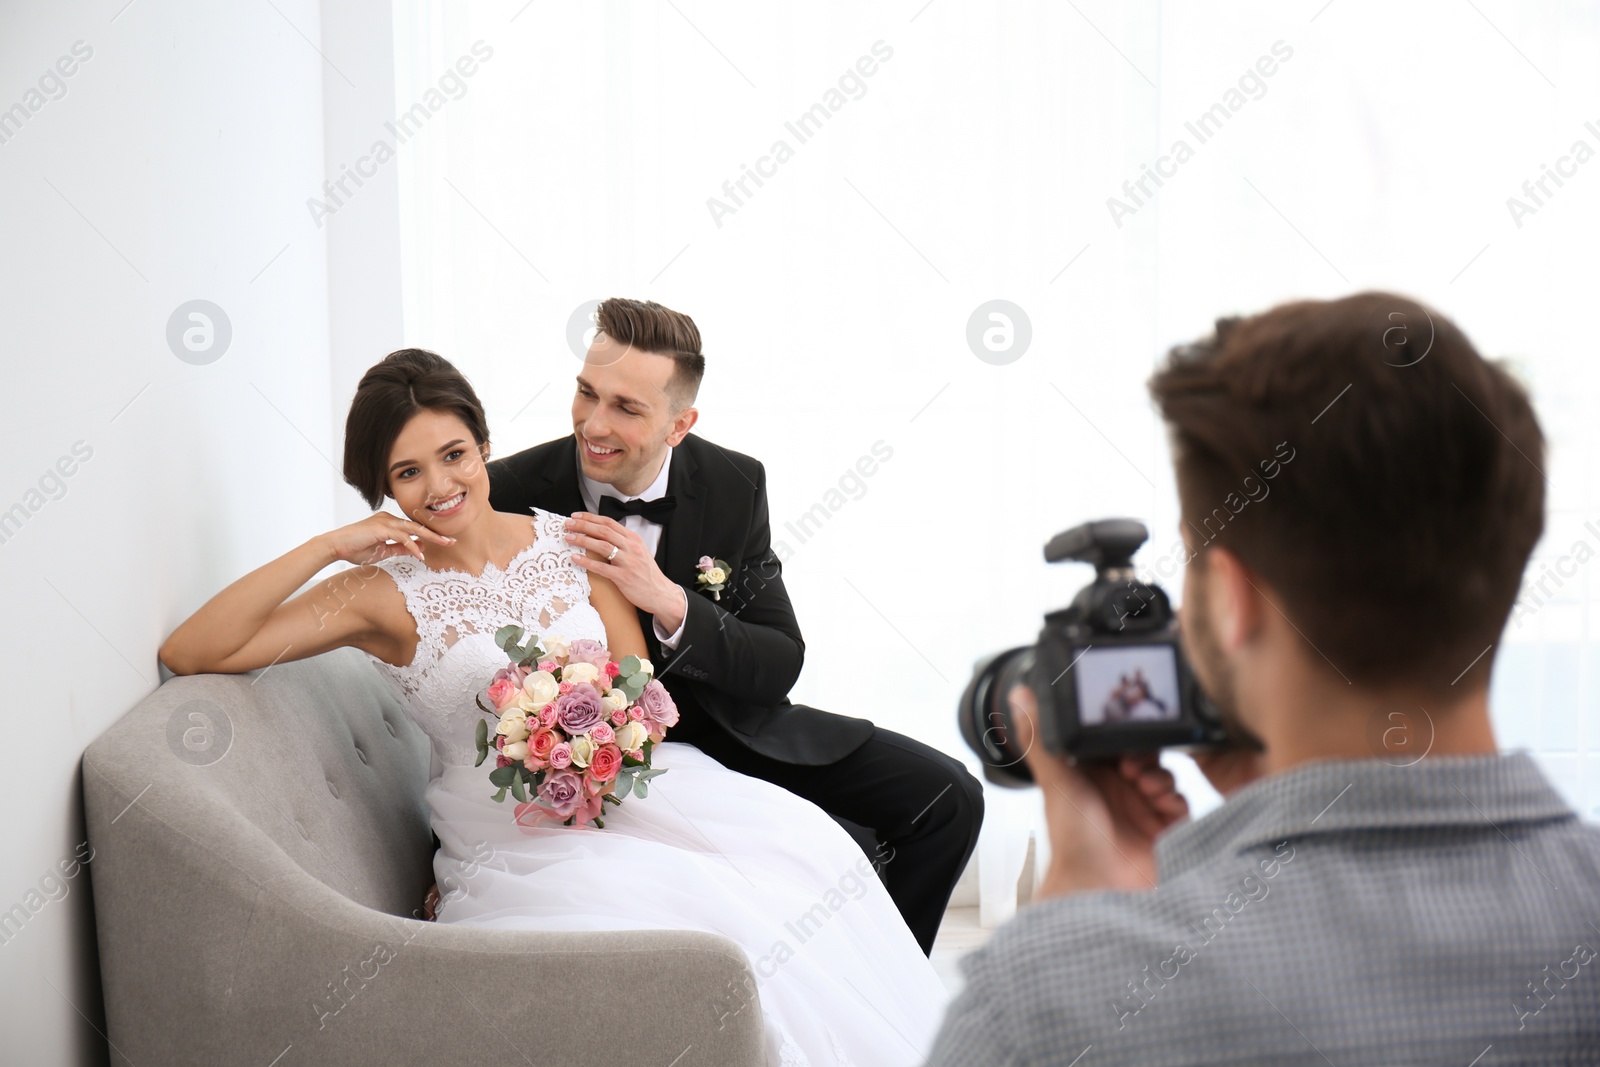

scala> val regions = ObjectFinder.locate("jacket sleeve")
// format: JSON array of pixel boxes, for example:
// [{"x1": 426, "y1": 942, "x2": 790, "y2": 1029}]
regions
[{"x1": 661, "y1": 461, "x2": 804, "y2": 707}]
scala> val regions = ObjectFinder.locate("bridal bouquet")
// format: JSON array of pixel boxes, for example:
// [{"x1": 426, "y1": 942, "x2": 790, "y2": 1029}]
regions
[{"x1": 475, "y1": 627, "x2": 677, "y2": 829}]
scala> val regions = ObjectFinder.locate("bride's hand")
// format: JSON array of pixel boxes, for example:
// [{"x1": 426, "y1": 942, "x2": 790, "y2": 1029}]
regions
[{"x1": 318, "y1": 513, "x2": 455, "y2": 566}]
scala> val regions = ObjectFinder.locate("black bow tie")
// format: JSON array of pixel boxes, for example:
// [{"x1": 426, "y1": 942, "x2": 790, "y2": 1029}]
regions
[{"x1": 597, "y1": 494, "x2": 677, "y2": 524}]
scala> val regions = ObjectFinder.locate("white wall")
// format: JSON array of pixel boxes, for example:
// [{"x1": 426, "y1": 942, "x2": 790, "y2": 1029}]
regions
[
  {"x1": 0, "y1": 1, "x2": 395, "y2": 1060},
  {"x1": 389, "y1": 0, "x2": 1600, "y2": 928}
]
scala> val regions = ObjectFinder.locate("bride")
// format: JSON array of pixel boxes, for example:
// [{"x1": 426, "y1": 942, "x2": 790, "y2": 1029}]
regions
[{"x1": 158, "y1": 348, "x2": 949, "y2": 1065}]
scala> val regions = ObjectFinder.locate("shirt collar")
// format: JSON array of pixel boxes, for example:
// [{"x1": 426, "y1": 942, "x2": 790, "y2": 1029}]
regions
[
  {"x1": 576, "y1": 442, "x2": 672, "y2": 513},
  {"x1": 1156, "y1": 749, "x2": 1575, "y2": 881}
]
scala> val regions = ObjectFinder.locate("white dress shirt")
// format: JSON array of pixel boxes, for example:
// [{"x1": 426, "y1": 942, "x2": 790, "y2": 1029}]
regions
[{"x1": 576, "y1": 442, "x2": 688, "y2": 649}]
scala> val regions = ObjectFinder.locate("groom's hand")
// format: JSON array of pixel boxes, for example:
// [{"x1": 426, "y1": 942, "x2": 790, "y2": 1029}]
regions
[{"x1": 563, "y1": 513, "x2": 687, "y2": 632}]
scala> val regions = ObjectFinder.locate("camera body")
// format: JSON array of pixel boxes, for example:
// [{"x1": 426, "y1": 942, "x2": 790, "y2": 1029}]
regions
[{"x1": 960, "y1": 519, "x2": 1231, "y2": 787}]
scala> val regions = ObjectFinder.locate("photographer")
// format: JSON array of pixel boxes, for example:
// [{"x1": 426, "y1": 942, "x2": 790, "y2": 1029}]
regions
[{"x1": 927, "y1": 292, "x2": 1600, "y2": 1064}]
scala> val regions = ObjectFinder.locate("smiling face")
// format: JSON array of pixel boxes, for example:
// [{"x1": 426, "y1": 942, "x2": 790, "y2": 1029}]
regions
[
  {"x1": 571, "y1": 332, "x2": 697, "y2": 496},
  {"x1": 385, "y1": 408, "x2": 491, "y2": 533}
]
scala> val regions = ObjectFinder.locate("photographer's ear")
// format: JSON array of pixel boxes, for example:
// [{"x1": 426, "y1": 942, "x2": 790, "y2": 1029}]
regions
[{"x1": 1205, "y1": 546, "x2": 1265, "y2": 653}]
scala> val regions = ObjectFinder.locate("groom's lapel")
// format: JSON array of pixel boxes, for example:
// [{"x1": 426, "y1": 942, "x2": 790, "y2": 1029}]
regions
[
  {"x1": 522, "y1": 435, "x2": 587, "y2": 517},
  {"x1": 658, "y1": 435, "x2": 707, "y2": 590}
]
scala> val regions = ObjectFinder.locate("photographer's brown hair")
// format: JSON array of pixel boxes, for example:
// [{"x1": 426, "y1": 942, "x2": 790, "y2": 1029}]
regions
[{"x1": 1148, "y1": 291, "x2": 1544, "y2": 694}]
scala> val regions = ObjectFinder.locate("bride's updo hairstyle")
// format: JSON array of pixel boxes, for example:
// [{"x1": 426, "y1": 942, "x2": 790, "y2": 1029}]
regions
[{"x1": 343, "y1": 348, "x2": 491, "y2": 509}]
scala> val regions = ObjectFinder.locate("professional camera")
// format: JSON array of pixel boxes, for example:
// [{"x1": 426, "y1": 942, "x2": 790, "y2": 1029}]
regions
[{"x1": 959, "y1": 518, "x2": 1234, "y2": 788}]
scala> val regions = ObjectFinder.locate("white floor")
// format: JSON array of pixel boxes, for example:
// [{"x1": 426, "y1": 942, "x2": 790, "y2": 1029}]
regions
[{"x1": 929, "y1": 904, "x2": 990, "y2": 997}]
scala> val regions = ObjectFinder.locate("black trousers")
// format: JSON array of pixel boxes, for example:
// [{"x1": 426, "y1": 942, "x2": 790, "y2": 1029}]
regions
[{"x1": 681, "y1": 721, "x2": 986, "y2": 956}]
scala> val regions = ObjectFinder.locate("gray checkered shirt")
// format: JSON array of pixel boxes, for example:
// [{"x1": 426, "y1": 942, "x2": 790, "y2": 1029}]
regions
[{"x1": 925, "y1": 751, "x2": 1600, "y2": 1066}]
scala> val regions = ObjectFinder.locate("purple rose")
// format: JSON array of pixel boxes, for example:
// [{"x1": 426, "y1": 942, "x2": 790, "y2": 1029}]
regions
[
  {"x1": 536, "y1": 769, "x2": 585, "y2": 818},
  {"x1": 635, "y1": 679, "x2": 679, "y2": 731},
  {"x1": 491, "y1": 662, "x2": 528, "y2": 687},
  {"x1": 566, "y1": 638, "x2": 611, "y2": 670},
  {"x1": 555, "y1": 683, "x2": 604, "y2": 734}
]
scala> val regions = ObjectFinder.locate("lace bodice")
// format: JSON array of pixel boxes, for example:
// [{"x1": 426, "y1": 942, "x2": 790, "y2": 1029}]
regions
[{"x1": 364, "y1": 507, "x2": 607, "y2": 772}]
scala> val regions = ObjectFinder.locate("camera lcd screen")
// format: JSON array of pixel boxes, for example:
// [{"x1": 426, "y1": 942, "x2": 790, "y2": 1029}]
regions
[{"x1": 1073, "y1": 644, "x2": 1182, "y2": 726}]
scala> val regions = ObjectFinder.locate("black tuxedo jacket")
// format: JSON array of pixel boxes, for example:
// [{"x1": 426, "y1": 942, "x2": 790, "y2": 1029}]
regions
[{"x1": 486, "y1": 432, "x2": 876, "y2": 765}]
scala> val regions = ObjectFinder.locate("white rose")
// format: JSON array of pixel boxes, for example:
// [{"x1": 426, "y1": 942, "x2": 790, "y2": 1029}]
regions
[
  {"x1": 563, "y1": 661, "x2": 601, "y2": 686},
  {"x1": 706, "y1": 567, "x2": 727, "y2": 584},
  {"x1": 636, "y1": 658, "x2": 653, "y2": 677},
  {"x1": 522, "y1": 670, "x2": 559, "y2": 706},
  {"x1": 496, "y1": 711, "x2": 529, "y2": 743},
  {"x1": 614, "y1": 721, "x2": 648, "y2": 753},
  {"x1": 542, "y1": 636, "x2": 571, "y2": 661},
  {"x1": 569, "y1": 735, "x2": 595, "y2": 768},
  {"x1": 601, "y1": 689, "x2": 629, "y2": 713},
  {"x1": 502, "y1": 740, "x2": 529, "y2": 761}
]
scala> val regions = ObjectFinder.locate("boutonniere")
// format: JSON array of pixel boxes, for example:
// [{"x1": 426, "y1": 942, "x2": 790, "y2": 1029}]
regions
[{"x1": 694, "y1": 555, "x2": 732, "y2": 601}]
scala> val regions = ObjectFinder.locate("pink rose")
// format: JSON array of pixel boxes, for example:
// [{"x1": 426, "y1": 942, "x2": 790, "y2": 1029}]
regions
[
  {"x1": 486, "y1": 677, "x2": 520, "y2": 710},
  {"x1": 549, "y1": 742, "x2": 573, "y2": 769},
  {"x1": 557, "y1": 681, "x2": 574, "y2": 695},
  {"x1": 609, "y1": 710, "x2": 627, "y2": 727},
  {"x1": 537, "y1": 659, "x2": 558, "y2": 674},
  {"x1": 587, "y1": 743, "x2": 622, "y2": 783},
  {"x1": 495, "y1": 752, "x2": 514, "y2": 768},
  {"x1": 627, "y1": 706, "x2": 644, "y2": 722},
  {"x1": 525, "y1": 727, "x2": 558, "y2": 768},
  {"x1": 591, "y1": 722, "x2": 615, "y2": 745},
  {"x1": 635, "y1": 679, "x2": 679, "y2": 733},
  {"x1": 604, "y1": 661, "x2": 621, "y2": 678},
  {"x1": 538, "y1": 707, "x2": 558, "y2": 728},
  {"x1": 697, "y1": 555, "x2": 715, "y2": 570},
  {"x1": 567, "y1": 638, "x2": 611, "y2": 669}
]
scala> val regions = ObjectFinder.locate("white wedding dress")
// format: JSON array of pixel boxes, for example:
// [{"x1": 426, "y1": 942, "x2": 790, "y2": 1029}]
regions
[{"x1": 364, "y1": 506, "x2": 949, "y2": 1066}]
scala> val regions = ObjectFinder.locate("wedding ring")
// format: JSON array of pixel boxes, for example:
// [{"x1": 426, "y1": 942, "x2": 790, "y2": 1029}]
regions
[{"x1": 607, "y1": 545, "x2": 621, "y2": 561}]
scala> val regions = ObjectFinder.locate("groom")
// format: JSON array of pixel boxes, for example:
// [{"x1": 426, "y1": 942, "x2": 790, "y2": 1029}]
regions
[{"x1": 487, "y1": 297, "x2": 984, "y2": 955}]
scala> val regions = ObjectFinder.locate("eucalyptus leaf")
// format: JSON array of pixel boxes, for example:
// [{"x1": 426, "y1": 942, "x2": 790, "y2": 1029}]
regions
[
  {"x1": 492, "y1": 785, "x2": 508, "y2": 802},
  {"x1": 626, "y1": 671, "x2": 649, "y2": 690},
  {"x1": 634, "y1": 779, "x2": 648, "y2": 798},
  {"x1": 510, "y1": 775, "x2": 526, "y2": 802},
  {"x1": 496, "y1": 624, "x2": 525, "y2": 651},
  {"x1": 489, "y1": 765, "x2": 517, "y2": 787},
  {"x1": 619, "y1": 655, "x2": 641, "y2": 676},
  {"x1": 613, "y1": 774, "x2": 634, "y2": 800}
]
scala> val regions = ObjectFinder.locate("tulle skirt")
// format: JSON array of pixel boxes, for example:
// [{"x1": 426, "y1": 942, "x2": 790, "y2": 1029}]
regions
[{"x1": 425, "y1": 740, "x2": 950, "y2": 1066}]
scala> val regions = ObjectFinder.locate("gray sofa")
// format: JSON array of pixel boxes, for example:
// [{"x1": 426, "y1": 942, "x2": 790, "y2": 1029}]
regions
[{"x1": 82, "y1": 646, "x2": 766, "y2": 1066}]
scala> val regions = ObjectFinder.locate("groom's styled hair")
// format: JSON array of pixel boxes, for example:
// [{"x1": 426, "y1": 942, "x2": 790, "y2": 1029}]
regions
[
  {"x1": 343, "y1": 348, "x2": 491, "y2": 509},
  {"x1": 1147, "y1": 290, "x2": 1544, "y2": 696},
  {"x1": 595, "y1": 297, "x2": 705, "y2": 412}
]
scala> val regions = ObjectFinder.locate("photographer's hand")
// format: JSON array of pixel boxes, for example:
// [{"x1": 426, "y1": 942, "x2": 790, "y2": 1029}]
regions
[
  {"x1": 1191, "y1": 744, "x2": 1269, "y2": 798},
  {"x1": 1010, "y1": 683, "x2": 1189, "y2": 899}
]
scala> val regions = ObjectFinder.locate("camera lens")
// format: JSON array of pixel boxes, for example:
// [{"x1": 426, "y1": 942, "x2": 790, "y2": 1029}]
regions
[{"x1": 958, "y1": 646, "x2": 1037, "y2": 788}]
